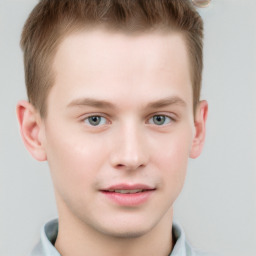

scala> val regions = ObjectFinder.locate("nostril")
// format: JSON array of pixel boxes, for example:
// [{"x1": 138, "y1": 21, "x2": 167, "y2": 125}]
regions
[
  {"x1": 114, "y1": 162, "x2": 146, "y2": 171},
  {"x1": 117, "y1": 164, "x2": 125, "y2": 168}
]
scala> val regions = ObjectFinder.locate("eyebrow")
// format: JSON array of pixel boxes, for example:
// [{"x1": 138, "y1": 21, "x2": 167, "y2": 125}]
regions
[
  {"x1": 67, "y1": 98, "x2": 116, "y2": 109},
  {"x1": 67, "y1": 96, "x2": 187, "y2": 109},
  {"x1": 146, "y1": 96, "x2": 187, "y2": 109}
]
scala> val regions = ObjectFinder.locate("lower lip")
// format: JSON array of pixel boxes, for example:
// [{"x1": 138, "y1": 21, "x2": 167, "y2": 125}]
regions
[{"x1": 101, "y1": 190, "x2": 155, "y2": 206}]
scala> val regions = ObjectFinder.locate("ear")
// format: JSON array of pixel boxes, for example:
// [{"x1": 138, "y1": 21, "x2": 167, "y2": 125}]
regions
[
  {"x1": 189, "y1": 100, "x2": 208, "y2": 159},
  {"x1": 16, "y1": 100, "x2": 47, "y2": 161}
]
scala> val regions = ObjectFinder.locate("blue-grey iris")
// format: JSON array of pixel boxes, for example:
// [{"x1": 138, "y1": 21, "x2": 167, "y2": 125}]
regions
[
  {"x1": 88, "y1": 116, "x2": 102, "y2": 126},
  {"x1": 153, "y1": 115, "x2": 166, "y2": 125}
]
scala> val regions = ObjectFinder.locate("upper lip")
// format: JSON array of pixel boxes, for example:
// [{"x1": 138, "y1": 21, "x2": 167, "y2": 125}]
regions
[{"x1": 101, "y1": 183, "x2": 155, "y2": 191}]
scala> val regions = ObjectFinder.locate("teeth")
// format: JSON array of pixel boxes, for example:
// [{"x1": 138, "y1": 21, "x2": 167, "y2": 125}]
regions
[{"x1": 113, "y1": 189, "x2": 143, "y2": 194}]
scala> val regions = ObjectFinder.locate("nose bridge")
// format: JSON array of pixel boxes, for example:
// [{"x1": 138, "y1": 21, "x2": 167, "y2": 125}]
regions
[{"x1": 110, "y1": 120, "x2": 149, "y2": 170}]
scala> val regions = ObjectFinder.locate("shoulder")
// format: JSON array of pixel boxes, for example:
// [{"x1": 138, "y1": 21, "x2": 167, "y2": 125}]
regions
[
  {"x1": 189, "y1": 246, "x2": 220, "y2": 256},
  {"x1": 193, "y1": 252, "x2": 220, "y2": 256},
  {"x1": 29, "y1": 241, "x2": 44, "y2": 256},
  {"x1": 186, "y1": 241, "x2": 220, "y2": 256}
]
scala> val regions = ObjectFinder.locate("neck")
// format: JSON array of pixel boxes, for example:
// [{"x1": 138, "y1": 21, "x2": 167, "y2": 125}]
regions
[{"x1": 55, "y1": 202, "x2": 174, "y2": 256}]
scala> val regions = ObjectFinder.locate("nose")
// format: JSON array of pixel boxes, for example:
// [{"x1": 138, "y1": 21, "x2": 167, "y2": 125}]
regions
[{"x1": 109, "y1": 123, "x2": 149, "y2": 171}]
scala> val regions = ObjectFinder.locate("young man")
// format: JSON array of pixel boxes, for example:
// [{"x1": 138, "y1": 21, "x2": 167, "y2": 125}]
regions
[{"x1": 17, "y1": 0, "x2": 211, "y2": 255}]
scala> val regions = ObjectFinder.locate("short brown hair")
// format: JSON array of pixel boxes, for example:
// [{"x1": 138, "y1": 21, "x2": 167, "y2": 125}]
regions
[{"x1": 21, "y1": 0, "x2": 204, "y2": 117}]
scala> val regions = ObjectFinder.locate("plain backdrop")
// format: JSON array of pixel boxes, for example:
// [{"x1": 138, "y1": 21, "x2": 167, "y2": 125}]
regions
[{"x1": 0, "y1": 0, "x2": 255, "y2": 256}]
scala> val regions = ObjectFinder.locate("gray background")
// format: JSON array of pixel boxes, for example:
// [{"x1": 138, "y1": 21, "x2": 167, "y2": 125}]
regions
[{"x1": 0, "y1": 0, "x2": 255, "y2": 256}]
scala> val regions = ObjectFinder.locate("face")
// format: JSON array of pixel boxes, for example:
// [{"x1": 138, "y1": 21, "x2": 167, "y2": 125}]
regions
[{"x1": 27, "y1": 29, "x2": 206, "y2": 238}]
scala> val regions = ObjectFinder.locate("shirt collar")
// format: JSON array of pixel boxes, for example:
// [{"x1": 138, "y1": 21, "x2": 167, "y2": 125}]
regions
[
  {"x1": 41, "y1": 219, "x2": 60, "y2": 256},
  {"x1": 31, "y1": 219, "x2": 190, "y2": 256},
  {"x1": 171, "y1": 222, "x2": 188, "y2": 256}
]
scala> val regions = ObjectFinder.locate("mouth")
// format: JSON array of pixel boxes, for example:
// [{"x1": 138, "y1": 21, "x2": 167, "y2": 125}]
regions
[
  {"x1": 100, "y1": 184, "x2": 156, "y2": 206},
  {"x1": 101, "y1": 183, "x2": 156, "y2": 193},
  {"x1": 104, "y1": 189, "x2": 150, "y2": 194}
]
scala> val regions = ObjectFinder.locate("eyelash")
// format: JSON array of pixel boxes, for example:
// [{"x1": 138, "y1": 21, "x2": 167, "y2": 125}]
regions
[{"x1": 81, "y1": 113, "x2": 176, "y2": 127}]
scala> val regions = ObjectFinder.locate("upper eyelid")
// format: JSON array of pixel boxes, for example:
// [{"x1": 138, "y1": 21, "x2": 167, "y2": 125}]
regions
[
  {"x1": 146, "y1": 112, "x2": 177, "y2": 121},
  {"x1": 80, "y1": 112, "x2": 110, "y2": 120}
]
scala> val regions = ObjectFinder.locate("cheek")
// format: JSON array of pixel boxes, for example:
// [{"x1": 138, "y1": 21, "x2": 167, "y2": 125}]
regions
[
  {"x1": 153, "y1": 125, "x2": 192, "y2": 163},
  {"x1": 44, "y1": 128, "x2": 107, "y2": 193},
  {"x1": 159, "y1": 143, "x2": 189, "y2": 183},
  {"x1": 151, "y1": 128, "x2": 193, "y2": 189}
]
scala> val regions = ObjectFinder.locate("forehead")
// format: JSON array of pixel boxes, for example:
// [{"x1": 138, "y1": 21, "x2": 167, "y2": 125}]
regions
[{"x1": 51, "y1": 28, "x2": 193, "y2": 108}]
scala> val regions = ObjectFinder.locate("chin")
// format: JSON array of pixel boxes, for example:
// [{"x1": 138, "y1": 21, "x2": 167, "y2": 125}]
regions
[
  {"x1": 101, "y1": 227, "x2": 151, "y2": 239},
  {"x1": 96, "y1": 219, "x2": 156, "y2": 239}
]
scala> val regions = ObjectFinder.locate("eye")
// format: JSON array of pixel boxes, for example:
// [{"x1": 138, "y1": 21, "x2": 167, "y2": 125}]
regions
[
  {"x1": 84, "y1": 116, "x2": 108, "y2": 126},
  {"x1": 148, "y1": 115, "x2": 172, "y2": 126}
]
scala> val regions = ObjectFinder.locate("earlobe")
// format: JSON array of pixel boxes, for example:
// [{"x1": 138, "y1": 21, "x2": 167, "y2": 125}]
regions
[
  {"x1": 16, "y1": 101, "x2": 47, "y2": 161},
  {"x1": 189, "y1": 100, "x2": 208, "y2": 159}
]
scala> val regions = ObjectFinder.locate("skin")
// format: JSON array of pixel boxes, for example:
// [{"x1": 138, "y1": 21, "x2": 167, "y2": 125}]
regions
[{"x1": 17, "y1": 29, "x2": 208, "y2": 256}]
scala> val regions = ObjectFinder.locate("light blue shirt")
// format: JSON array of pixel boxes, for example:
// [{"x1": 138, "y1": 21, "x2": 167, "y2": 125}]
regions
[{"x1": 30, "y1": 219, "x2": 216, "y2": 256}]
